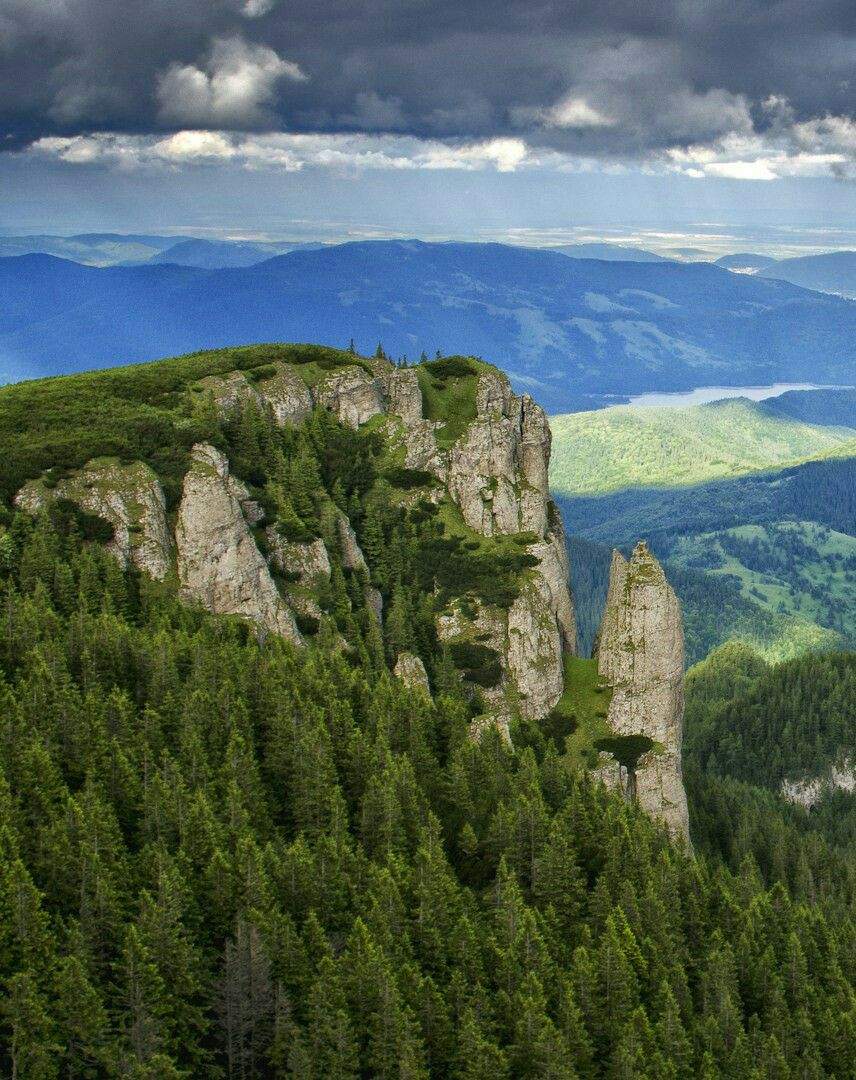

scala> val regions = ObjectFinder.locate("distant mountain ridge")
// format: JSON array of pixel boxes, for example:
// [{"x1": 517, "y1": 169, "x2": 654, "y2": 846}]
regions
[
  {"x1": 553, "y1": 242, "x2": 671, "y2": 262},
  {"x1": 757, "y1": 250, "x2": 856, "y2": 298},
  {"x1": 3, "y1": 239, "x2": 856, "y2": 410}
]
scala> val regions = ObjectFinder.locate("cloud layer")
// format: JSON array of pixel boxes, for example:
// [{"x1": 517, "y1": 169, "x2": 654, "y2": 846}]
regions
[{"x1": 3, "y1": 0, "x2": 856, "y2": 178}]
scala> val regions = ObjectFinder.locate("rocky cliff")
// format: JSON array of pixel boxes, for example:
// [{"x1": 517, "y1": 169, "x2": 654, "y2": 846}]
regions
[
  {"x1": 15, "y1": 458, "x2": 173, "y2": 579},
  {"x1": 13, "y1": 354, "x2": 575, "y2": 740},
  {"x1": 593, "y1": 542, "x2": 691, "y2": 843},
  {"x1": 175, "y1": 443, "x2": 303, "y2": 643},
  {"x1": 781, "y1": 758, "x2": 856, "y2": 809},
  {"x1": 9, "y1": 345, "x2": 701, "y2": 840},
  {"x1": 194, "y1": 357, "x2": 576, "y2": 738}
]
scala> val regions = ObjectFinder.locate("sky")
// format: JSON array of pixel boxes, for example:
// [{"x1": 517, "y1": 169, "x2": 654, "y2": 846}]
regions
[{"x1": 3, "y1": 0, "x2": 856, "y2": 255}]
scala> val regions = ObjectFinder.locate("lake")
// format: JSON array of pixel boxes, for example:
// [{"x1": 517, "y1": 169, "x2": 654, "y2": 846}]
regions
[{"x1": 622, "y1": 383, "x2": 847, "y2": 408}]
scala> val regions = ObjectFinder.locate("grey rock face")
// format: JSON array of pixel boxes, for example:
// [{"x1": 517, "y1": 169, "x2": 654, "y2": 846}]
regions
[
  {"x1": 336, "y1": 513, "x2": 369, "y2": 571},
  {"x1": 446, "y1": 373, "x2": 550, "y2": 537},
  {"x1": 781, "y1": 758, "x2": 856, "y2": 808},
  {"x1": 175, "y1": 444, "x2": 302, "y2": 643},
  {"x1": 393, "y1": 652, "x2": 432, "y2": 696},
  {"x1": 315, "y1": 367, "x2": 385, "y2": 428},
  {"x1": 382, "y1": 368, "x2": 424, "y2": 426},
  {"x1": 375, "y1": 369, "x2": 445, "y2": 478},
  {"x1": 15, "y1": 459, "x2": 172, "y2": 580},
  {"x1": 267, "y1": 532, "x2": 331, "y2": 582},
  {"x1": 431, "y1": 370, "x2": 576, "y2": 735},
  {"x1": 594, "y1": 543, "x2": 690, "y2": 843},
  {"x1": 334, "y1": 512, "x2": 383, "y2": 621},
  {"x1": 256, "y1": 365, "x2": 314, "y2": 426},
  {"x1": 506, "y1": 575, "x2": 564, "y2": 721},
  {"x1": 196, "y1": 363, "x2": 313, "y2": 427}
]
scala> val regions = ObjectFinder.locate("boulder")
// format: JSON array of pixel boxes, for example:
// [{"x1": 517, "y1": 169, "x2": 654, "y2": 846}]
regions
[{"x1": 393, "y1": 652, "x2": 432, "y2": 695}]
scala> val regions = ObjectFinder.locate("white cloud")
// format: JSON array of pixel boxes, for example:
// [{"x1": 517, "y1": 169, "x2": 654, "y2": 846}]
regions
[
  {"x1": 546, "y1": 96, "x2": 614, "y2": 129},
  {"x1": 156, "y1": 37, "x2": 306, "y2": 128},
  {"x1": 239, "y1": 0, "x2": 278, "y2": 16},
  {"x1": 25, "y1": 130, "x2": 536, "y2": 173},
  {"x1": 510, "y1": 95, "x2": 614, "y2": 131},
  {"x1": 665, "y1": 108, "x2": 856, "y2": 180},
  {"x1": 25, "y1": 90, "x2": 856, "y2": 184}
]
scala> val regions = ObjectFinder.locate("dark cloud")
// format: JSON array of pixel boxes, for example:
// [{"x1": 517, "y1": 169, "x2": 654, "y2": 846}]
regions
[{"x1": 2, "y1": 0, "x2": 856, "y2": 161}]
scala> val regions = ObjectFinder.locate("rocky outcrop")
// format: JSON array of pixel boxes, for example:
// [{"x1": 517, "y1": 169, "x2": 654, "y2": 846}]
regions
[
  {"x1": 433, "y1": 371, "x2": 576, "y2": 734},
  {"x1": 15, "y1": 458, "x2": 172, "y2": 579},
  {"x1": 175, "y1": 444, "x2": 302, "y2": 643},
  {"x1": 335, "y1": 512, "x2": 383, "y2": 620},
  {"x1": 196, "y1": 363, "x2": 313, "y2": 427},
  {"x1": 382, "y1": 368, "x2": 424, "y2": 426},
  {"x1": 593, "y1": 543, "x2": 690, "y2": 843},
  {"x1": 781, "y1": 758, "x2": 856, "y2": 809},
  {"x1": 315, "y1": 367, "x2": 386, "y2": 429},
  {"x1": 446, "y1": 372, "x2": 551, "y2": 537},
  {"x1": 267, "y1": 532, "x2": 331, "y2": 582},
  {"x1": 394, "y1": 652, "x2": 431, "y2": 696}
]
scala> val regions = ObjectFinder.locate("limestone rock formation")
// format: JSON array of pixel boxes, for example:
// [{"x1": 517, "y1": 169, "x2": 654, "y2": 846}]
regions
[
  {"x1": 13, "y1": 358, "x2": 574, "y2": 741},
  {"x1": 15, "y1": 458, "x2": 172, "y2": 579},
  {"x1": 315, "y1": 367, "x2": 385, "y2": 429},
  {"x1": 267, "y1": 533, "x2": 331, "y2": 582},
  {"x1": 593, "y1": 542, "x2": 690, "y2": 843},
  {"x1": 380, "y1": 367, "x2": 446, "y2": 476},
  {"x1": 394, "y1": 652, "x2": 432, "y2": 696},
  {"x1": 433, "y1": 371, "x2": 576, "y2": 732},
  {"x1": 335, "y1": 512, "x2": 383, "y2": 620},
  {"x1": 175, "y1": 444, "x2": 302, "y2": 643},
  {"x1": 382, "y1": 368, "x2": 424, "y2": 426},
  {"x1": 196, "y1": 363, "x2": 313, "y2": 427},
  {"x1": 781, "y1": 758, "x2": 856, "y2": 808},
  {"x1": 446, "y1": 372, "x2": 551, "y2": 537}
]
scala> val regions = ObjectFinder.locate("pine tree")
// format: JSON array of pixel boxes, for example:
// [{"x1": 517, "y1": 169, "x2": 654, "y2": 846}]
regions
[
  {"x1": 306, "y1": 955, "x2": 359, "y2": 1080},
  {"x1": 2, "y1": 971, "x2": 60, "y2": 1080},
  {"x1": 452, "y1": 1006, "x2": 509, "y2": 1080}
]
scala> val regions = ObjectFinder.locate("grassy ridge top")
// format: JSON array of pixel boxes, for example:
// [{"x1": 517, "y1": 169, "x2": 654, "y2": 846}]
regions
[
  {"x1": 0, "y1": 344, "x2": 499, "y2": 506},
  {"x1": 549, "y1": 397, "x2": 856, "y2": 496},
  {"x1": 0, "y1": 343, "x2": 372, "y2": 504}
]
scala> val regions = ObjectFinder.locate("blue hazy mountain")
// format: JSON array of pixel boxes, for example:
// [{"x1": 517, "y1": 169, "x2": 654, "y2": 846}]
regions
[
  {"x1": 756, "y1": 250, "x2": 856, "y2": 298},
  {"x1": 0, "y1": 232, "x2": 183, "y2": 265},
  {"x1": 715, "y1": 253, "x2": 778, "y2": 272},
  {"x1": 3, "y1": 240, "x2": 856, "y2": 411},
  {"x1": 149, "y1": 238, "x2": 325, "y2": 268},
  {"x1": 150, "y1": 238, "x2": 279, "y2": 269},
  {"x1": 553, "y1": 243, "x2": 671, "y2": 262}
]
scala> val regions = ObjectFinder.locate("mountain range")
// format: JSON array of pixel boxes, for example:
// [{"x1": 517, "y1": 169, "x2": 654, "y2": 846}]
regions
[{"x1": 4, "y1": 240, "x2": 856, "y2": 410}]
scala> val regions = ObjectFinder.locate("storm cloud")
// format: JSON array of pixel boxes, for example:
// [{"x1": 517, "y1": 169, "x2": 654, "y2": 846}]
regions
[{"x1": 3, "y1": 0, "x2": 856, "y2": 176}]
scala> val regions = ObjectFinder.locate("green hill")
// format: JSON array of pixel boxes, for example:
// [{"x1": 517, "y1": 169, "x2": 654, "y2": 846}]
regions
[
  {"x1": 0, "y1": 345, "x2": 854, "y2": 1076},
  {"x1": 668, "y1": 520, "x2": 856, "y2": 649},
  {"x1": 685, "y1": 643, "x2": 856, "y2": 793},
  {"x1": 549, "y1": 397, "x2": 856, "y2": 496}
]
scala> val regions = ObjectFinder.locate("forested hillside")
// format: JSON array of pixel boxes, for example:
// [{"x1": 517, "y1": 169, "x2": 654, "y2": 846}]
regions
[
  {"x1": 684, "y1": 644, "x2": 856, "y2": 889},
  {"x1": 0, "y1": 345, "x2": 854, "y2": 1077},
  {"x1": 555, "y1": 393, "x2": 856, "y2": 660}
]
